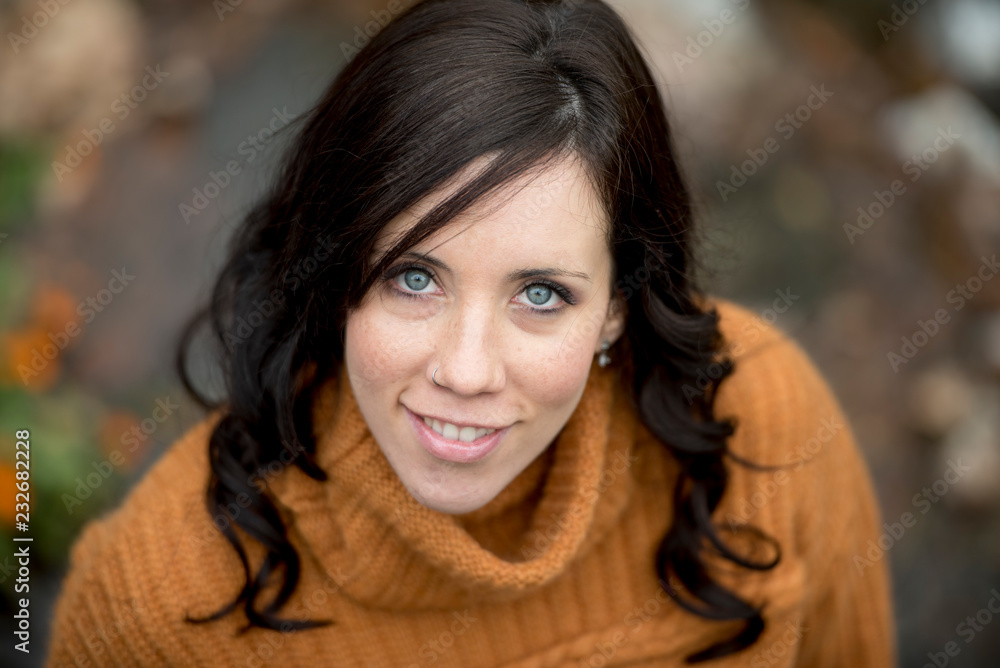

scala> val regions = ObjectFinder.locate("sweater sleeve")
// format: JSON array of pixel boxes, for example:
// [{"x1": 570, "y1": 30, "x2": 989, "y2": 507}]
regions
[
  {"x1": 787, "y1": 374, "x2": 897, "y2": 667},
  {"x1": 710, "y1": 298, "x2": 897, "y2": 667}
]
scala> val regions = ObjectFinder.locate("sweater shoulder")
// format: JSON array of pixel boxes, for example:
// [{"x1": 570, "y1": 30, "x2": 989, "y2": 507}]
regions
[
  {"x1": 693, "y1": 297, "x2": 896, "y2": 666},
  {"x1": 701, "y1": 295, "x2": 853, "y2": 465},
  {"x1": 700, "y1": 295, "x2": 880, "y2": 567},
  {"x1": 66, "y1": 408, "x2": 224, "y2": 568}
]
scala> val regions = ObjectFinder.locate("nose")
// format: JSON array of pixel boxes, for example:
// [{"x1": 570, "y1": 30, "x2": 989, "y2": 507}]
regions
[{"x1": 431, "y1": 303, "x2": 505, "y2": 395}]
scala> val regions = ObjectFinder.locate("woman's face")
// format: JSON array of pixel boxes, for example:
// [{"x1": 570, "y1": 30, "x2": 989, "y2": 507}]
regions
[{"x1": 343, "y1": 155, "x2": 625, "y2": 514}]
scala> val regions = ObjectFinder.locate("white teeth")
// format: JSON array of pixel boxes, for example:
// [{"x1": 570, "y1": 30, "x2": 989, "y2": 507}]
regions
[{"x1": 422, "y1": 416, "x2": 496, "y2": 442}]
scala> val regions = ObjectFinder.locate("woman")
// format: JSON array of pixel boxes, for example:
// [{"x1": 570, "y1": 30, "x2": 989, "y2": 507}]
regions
[{"x1": 46, "y1": 0, "x2": 896, "y2": 665}]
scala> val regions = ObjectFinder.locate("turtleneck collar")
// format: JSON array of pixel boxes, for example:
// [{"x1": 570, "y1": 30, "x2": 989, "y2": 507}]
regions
[{"x1": 269, "y1": 357, "x2": 639, "y2": 611}]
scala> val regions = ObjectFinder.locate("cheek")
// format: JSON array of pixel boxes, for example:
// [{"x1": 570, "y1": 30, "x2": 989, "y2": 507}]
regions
[
  {"x1": 344, "y1": 305, "x2": 421, "y2": 384},
  {"x1": 531, "y1": 307, "x2": 605, "y2": 386},
  {"x1": 525, "y1": 343, "x2": 594, "y2": 408}
]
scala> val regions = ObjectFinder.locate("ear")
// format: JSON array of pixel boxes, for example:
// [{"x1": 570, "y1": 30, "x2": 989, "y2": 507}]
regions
[{"x1": 597, "y1": 293, "x2": 627, "y2": 350}]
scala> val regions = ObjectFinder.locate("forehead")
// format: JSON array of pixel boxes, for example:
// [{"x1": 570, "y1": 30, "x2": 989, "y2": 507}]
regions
[{"x1": 374, "y1": 155, "x2": 609, "y2": 264}]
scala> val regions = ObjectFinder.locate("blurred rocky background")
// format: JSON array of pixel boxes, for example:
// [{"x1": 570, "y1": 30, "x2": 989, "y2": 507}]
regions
[{"x1": 0, "y1": 0, "x2": 998, "y2": 665}]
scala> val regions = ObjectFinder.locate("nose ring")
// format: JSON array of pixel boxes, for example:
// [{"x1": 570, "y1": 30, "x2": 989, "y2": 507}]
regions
[{"x1": 433, "y1": 367, "x2": 441, "y2": 387}]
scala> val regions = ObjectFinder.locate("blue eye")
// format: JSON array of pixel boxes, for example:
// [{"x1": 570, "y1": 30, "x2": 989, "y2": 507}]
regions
[
  {"x1": 401, "y1": 267, "x2": 433, "y2": 293},
  {"x1": 381, "y1": 263, "x2": 576, "y2": 315}
]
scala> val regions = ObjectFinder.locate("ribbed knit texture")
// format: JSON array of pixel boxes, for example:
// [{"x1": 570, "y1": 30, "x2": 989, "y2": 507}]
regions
[{"x1": 45, "y1": 297, "x2": 896, "y2": 667}]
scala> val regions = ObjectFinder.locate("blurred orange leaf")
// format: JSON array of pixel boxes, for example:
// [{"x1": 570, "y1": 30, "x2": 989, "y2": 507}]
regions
[
  {"x1": 0, "y1": 327, "x2": 62, "y2": 391},
  {"x1": 30, "y1": 282, "x2": 80, "y2": 335}
]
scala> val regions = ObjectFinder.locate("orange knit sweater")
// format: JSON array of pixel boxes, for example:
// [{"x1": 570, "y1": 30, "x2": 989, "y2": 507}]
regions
[{"x1": 45, "y1": 297, "x2": 896, "y2": 667}]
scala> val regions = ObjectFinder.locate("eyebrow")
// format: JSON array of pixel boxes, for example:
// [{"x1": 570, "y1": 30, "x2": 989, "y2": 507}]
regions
[{"x1": 400, "y1": 251, "x2": 592, "y2": 283}]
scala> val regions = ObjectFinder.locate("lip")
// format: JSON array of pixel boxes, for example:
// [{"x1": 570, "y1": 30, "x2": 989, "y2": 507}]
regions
[{"x1": 405, "y1": 406, "x2": 511, "y2": 464}]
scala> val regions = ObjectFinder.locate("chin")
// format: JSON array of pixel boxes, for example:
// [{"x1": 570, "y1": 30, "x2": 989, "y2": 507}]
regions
[{"x1": 405, "y1": 478, "x2": 501, "y2": 515}]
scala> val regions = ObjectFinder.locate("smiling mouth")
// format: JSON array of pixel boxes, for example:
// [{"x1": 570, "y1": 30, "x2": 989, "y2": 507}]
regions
[
  {"x1": 406, "y1": 407, "x2": 509, "y2": 464},
  {"x1": 418, "y1": 415, "x2": 497, "y2": 443},
  {"x1": 421, "y1": 417, "x2": 496, "y2": 443}
]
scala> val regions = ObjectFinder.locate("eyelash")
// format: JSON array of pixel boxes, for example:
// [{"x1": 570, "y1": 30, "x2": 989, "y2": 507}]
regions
[{"x1": 381, "y1": 263, "x2": 577, "y2": 316}]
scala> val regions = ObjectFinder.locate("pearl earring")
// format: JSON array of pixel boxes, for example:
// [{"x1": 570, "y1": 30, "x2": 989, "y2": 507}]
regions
[{"x1": 597, "y1": 339, "x2": 611, "y2": 368}]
